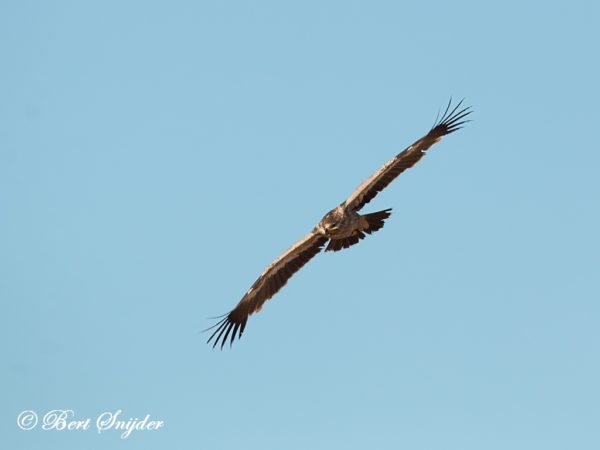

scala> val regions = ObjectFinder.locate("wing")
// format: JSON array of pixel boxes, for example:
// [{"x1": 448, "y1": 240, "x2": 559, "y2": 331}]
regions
[
  {"x1": 206, "y1": 231, "x2": 328, "y2": 349},
  {"x1": 345, "y1": 99, "x2": 472, "y2": 212}
]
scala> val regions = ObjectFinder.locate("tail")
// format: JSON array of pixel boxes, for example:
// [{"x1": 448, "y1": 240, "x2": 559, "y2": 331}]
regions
[{"x1": 361, "y1": 208, "x2": 392, "y2": 234}]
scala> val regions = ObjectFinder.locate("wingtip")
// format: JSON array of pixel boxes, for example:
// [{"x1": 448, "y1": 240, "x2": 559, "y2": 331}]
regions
[
  {"x1": 431, "y1": 98, "x2": 473, "y2": 134},
  {"x1": 205, "y1": 310, "x2": 248, "y2": 350}
]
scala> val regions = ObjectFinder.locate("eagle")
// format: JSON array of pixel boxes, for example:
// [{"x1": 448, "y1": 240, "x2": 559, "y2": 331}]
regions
[{"x1": 207, "y1": 99, "x2": 471, "y2": 348}]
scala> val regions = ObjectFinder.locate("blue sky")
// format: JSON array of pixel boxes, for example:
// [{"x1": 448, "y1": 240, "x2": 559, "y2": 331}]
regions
[{"x1": 1, "y1": 1, "x2": 599, "y2": 449}]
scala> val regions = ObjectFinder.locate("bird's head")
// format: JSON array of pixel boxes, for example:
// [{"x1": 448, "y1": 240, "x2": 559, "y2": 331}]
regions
[
  {"x1": 318, "y1": 211, "x2": 341, "y2": 237},
  {"x1": 322, "y1": 222, "x2": 340, "y2": 237}
]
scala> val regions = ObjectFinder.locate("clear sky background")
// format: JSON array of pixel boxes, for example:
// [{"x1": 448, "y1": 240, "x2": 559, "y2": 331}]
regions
[{"x1": 2, "y1": 1, "x2": 599, "y2": 449}]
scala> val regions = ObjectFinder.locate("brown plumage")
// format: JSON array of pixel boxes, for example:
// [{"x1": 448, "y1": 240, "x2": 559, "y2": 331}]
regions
[{"x1": 206, "y1": 99, "x2": 471, "y2": 348}]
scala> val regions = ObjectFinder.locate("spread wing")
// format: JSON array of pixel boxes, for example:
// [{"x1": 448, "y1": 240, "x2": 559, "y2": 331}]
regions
[
  {"x1": 345, "y1": 99, "x2": 471, "y2": 212},
  {"x1": 206, "y1": 231, "x2": 328, "y2": 349}
]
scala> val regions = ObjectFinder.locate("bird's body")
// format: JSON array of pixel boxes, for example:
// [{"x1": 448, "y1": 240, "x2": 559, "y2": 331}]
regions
[
  {"x1": 317, "y1": 204, "x2": 392, "y2": 252},
  {"x1": 319, "y1": 204, "x2": 357, "y2": 238},
  {"x1": 207, "y1": 99, "x2": 472, "y2": 348},
  {"x1": 318, "y1": 204, "x2": 362, "y2": 239}
]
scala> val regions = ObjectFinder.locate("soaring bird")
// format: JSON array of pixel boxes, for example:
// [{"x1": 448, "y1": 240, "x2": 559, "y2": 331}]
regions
[{"x1": 207, "y1": 99, "x2": 471, "y2": 348}]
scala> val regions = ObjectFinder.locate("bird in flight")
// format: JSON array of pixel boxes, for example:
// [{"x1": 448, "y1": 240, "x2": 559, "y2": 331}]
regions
[{"x1": 207, "y1": 99, "x2": 471, "y2": 348}]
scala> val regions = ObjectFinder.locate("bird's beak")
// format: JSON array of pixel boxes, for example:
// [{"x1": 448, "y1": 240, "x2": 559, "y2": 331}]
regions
[{"x1": 325, "y1": 225, "x2": 338, "y2": 233}]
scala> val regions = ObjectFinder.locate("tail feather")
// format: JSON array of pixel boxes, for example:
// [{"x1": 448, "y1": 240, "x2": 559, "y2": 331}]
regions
[{"x1": 362, "y1": 208, "x2": 392, "y2": 234}]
